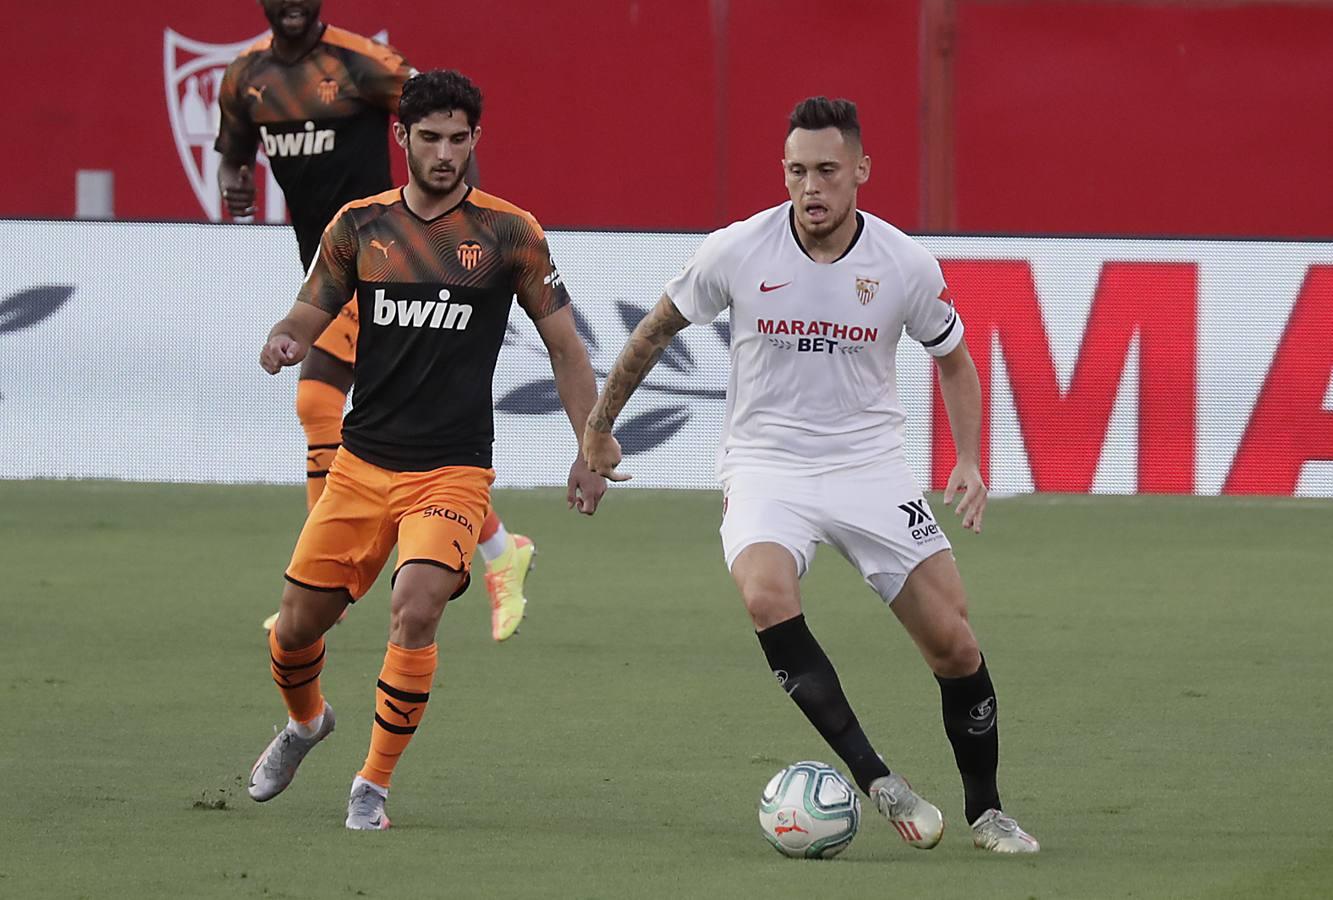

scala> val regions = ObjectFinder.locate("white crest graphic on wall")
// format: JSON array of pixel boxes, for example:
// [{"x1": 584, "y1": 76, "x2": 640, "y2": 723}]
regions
[{"x1": 164, "y1": 29, "x2": 282, "y2": 222}]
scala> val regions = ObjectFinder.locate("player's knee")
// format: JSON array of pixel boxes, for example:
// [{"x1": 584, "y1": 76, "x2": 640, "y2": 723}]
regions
[
  {"x1": 927, "y1": 628, "x2": 982, "y2": 679},
  {"x1": 273, "y1": 607, "x2": 322, "y2": 651},
  {"x1": 275, "y1": 583, "x2": 347, "y2": 649},
  {"x1": 389, "y1": 600, "x2": 444, "y2": 645},
  {"x1": 388, "y1": 576, "x2": 452, "y2": 644},
  {"x1": 741, "y1": 582, "x2": 801, "y2": 630}
]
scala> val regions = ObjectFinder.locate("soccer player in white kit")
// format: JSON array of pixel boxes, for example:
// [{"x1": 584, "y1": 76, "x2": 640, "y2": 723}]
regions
[{"x1": 584, "y1": 97, "x2": 1038, "y2": 854}]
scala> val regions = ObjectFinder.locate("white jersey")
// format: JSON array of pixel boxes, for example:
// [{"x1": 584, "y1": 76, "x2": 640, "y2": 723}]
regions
[{"x1": 666, "y1": 202, "x2": 963, "y2": 478}]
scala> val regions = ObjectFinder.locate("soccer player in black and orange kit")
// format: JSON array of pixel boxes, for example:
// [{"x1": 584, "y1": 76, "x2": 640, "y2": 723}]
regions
[
  {"x1": 216, "y1": 0, "x2": 533, "y2": 641},
  {"x1": 248, "y1": 69, "x2": 608, "y2": 829}
]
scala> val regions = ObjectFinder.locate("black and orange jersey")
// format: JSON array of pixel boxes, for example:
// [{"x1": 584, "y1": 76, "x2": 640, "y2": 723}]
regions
[
  {"x1": 297, "y1": 187, "x2": 571, "y2": 471},
  {"x1": 214, "y1": 25, "x2": 413, "y2": 267}
]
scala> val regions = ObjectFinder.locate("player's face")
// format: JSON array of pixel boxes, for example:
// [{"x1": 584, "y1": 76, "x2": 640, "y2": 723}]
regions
[
  {"x1": 259, "y1": 0, "x2": 323, "y2": 40},
  {"x1": 782, "y1": 128, "x2": 870, "y2": 240},
  {"x1": 398, "y1": 111, "x2": 479, "y2": 197}
]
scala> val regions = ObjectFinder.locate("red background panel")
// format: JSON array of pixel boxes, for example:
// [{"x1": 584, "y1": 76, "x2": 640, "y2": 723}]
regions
[
  {"x1": 4, "y1": 0, "x2": 917, "y2": 230},
  {"x1": 435, "y1": 0, "x2": 719, "y2": 229},
  {"x1": 953, "y1": 1, "x2": 1333, "y2": 237},
  {"x1": 4, "y1": 2, "x2": 1333, "y2": 236},
  {"x1": 3, "y1": 1, "x2": 722, "y2": 228},
  {"x1": 720, "y1": 0, "x2": 922, "y2": 227}
]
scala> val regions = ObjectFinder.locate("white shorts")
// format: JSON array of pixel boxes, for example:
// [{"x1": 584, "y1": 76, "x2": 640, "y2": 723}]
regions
[{"x1": 719, "y1": 457, "x2": 952, "y2": 603}]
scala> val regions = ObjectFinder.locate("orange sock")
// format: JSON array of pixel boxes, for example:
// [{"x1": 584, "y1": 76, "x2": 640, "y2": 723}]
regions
[
  {"x1": 296, "y1": 379, "x2": 346, "y2": 511},
  {"x1": 358, "y1": 642, "x2": 437, "y2": 789},
  {"x1": 479, "y1": 509, "x2": 502, "y2": 543},
  {"x1": 269, "y1": 629, "x2": 326, "y2": 724}
]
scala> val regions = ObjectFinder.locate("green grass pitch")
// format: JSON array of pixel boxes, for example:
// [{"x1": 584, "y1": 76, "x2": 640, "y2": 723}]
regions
[{"x1": 1, "y1": 481, "x2": 1331, "y2": 898}]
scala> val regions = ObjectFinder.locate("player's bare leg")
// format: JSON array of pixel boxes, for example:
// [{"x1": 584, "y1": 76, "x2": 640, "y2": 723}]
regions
[
  {"x1": 249, "y1": 582, "x2": 350, "y2": 801},
  {"x1": 273, "y1": 580, "x2": 351, "y2": 649},
  {"x1": 387, "y1": 561, "x2": 460, "y2": 649},
  {"x1": 733, "y1": 543, "x2": 940, "y2": 849},
  {"x1": 347, "y1": 561, "x2": 461, "y2": 831},
  {"x1": 262, "y1": 349, "x2": 355, "y2": 632},
  {"x1": 892, "y1": 549, "x2": 1038, "y2": 852},
  {"x1": 891, "y1": 550, "x2": 980, "y2": 677},
  {"x1": 732, "y1": 542, "x2": 802, "y2": 629}
]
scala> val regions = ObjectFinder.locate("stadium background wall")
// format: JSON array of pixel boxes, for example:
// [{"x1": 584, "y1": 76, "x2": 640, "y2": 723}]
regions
[
  {"x1": 4, "y1": 1, "x2": 1332, "y2": 236},
  {"x1": 1, "y1": 220, "x2": 1330, "y2": 497}
]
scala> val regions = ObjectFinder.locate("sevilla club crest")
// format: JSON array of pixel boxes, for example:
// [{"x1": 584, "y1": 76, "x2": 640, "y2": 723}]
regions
[{"x1": 855, "y1": 276, "x2": 879, "y2": 306}]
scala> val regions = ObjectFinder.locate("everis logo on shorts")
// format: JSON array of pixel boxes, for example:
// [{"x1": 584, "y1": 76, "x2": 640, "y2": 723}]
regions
[
  {"x1": 373, "y1": 289, "x2": 473, "y2": 330},
  {"x1": 899, "y1": 499, "x2": 940, "y2": 543}
]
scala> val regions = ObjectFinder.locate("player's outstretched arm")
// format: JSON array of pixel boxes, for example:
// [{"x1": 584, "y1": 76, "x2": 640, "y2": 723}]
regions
[
  {"x1": 260, "y1": 302, "x2": 335, "y2": 374},
  {"x1": 934, "y1": 340, "x2": 987, "y2": 533},
  {"x1": 583, "y1": 294, "x2": 691, "y2": 481},
  {"x1": 533, "y1": 306, "x2": 609, "y2": 515}
]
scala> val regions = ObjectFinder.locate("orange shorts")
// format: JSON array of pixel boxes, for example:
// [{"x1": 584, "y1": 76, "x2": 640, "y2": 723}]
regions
[
  {"x1": 285, "y1": 448, "x2": 495, "y2": 600},
  {"x1": 312, "y1": 294, "x2": 359, "y2": 366}
]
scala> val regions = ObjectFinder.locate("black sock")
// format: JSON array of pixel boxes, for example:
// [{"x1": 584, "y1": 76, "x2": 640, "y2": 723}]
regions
[
  {"x1": 756, "y1": 614, "x2": 890, "y2": 794},
  {"x1": 936, "y1": 656, "x2": 1002, "y2": 825}
]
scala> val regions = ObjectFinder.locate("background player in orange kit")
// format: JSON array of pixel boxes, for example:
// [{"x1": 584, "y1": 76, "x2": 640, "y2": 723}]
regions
[
  {"x1": 248, "y1": 69, "x2": 608, "y2": 829},
  {"x1": 215, "y1": 0, "x2": 533, "y2": 640}
]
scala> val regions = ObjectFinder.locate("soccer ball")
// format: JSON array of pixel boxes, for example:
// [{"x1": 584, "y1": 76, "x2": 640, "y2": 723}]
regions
[{"x1": 758, "y1": 760, "x2": 860, "y2": 859}]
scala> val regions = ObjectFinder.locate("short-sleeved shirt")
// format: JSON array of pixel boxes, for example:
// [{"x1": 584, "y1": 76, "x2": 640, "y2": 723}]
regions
[
  {"x1": 298, "y1": 187, "x2": 570, "y2": 471},
  {"x1": 214, "y1": 25, "x2": 413, "y2": 267},
  {"x1": 666, "y1": 203, "x2": 963, "y2": 478}
]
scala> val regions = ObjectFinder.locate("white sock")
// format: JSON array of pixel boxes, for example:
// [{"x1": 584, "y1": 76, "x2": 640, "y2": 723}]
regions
[
  {"x1": 478, "y1": 523, "x2": 510, "y2": 563},
  {"x1": 289, "y1": 713, "x2": 323, "y2": 739},
  {"x1": 352, "y1": 774, "x2": 389, "y2": 798}
]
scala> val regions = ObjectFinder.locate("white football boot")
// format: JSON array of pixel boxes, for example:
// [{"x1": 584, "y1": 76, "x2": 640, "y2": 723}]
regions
[
  {"x1": 247, "y1": 702, "x2": 335, "y2": 801},
  {"x1": 345, "y1": 777, "x2": 391, "y2": 831},
  {"x1": 869, "y1": 772, "x2": 944, "y2": 849},
  {"x1": 971, "y1": 808, "x2": 1040, "y2": 853}
]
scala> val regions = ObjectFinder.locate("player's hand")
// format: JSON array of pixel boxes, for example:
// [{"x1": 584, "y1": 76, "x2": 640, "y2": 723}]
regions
[
  {"x1": 221, "y1": 163, "x2": 257, "y2": 218},
  {"x1": 567, "y1": 456, "x2": 608, "y2": 516},
  {"x1": 943, "y1": 459, "x2": 987, "y2": 534},
  {"x1": 260, "y1": 334, "x2": 307, "y2": 374},
  {"x1": 583, "y1": 427, "x2": 631, "y2": 483}
]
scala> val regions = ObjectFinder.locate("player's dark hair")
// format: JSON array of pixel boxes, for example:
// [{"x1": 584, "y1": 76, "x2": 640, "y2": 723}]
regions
[
  {"x1": 399, "y1": 69, "x2": 483, "y2": 131},
  {"x1": 787, "y1": 96, "x2": 861, "y2": 144}
]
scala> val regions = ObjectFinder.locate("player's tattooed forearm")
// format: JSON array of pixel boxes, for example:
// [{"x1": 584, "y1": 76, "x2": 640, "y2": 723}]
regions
[
  {"x1": 591, "y1": 340, "x2": 665, "y2": 432},
  {"x1": 590, "y1": 298, "x2": 688, "y2": 432}
]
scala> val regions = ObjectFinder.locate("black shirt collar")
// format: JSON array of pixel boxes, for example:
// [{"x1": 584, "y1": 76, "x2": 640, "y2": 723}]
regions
[
  {"x1": 401, "y1": 186, "x2": 473, "y2": 223},
  {"x1": 788, "y1": 205, "x2": 865, "y2": 263}
]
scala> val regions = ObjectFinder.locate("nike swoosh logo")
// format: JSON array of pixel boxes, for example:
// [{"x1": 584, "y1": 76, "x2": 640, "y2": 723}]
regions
[
  {"x1": 368, "y1": 817, "x2": 382, "y2": 827},
  {"x1": 759, "y1": 281, "x2": 791, "y2": 293}
]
